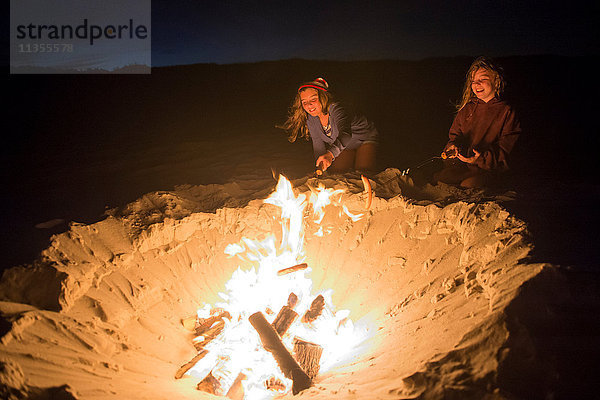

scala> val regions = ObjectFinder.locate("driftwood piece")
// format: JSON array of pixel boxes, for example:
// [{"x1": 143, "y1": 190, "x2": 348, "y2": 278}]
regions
[
  {"x1": 226, "y1": 372, "x2": 247, "y2": 400},
  {"x1": 174, "y1": 349, "x2": 209, "y2": 379},
  {"x1": 265, "y1": 376, "x2": 286, "y2": 392},
  {"x1": 193, "y1": 320, "x2": 226, "y2": 350},
  {"x1": 249, "y1": 312, "x2": 312, "y2": 395},
  {"x1": 197, "y1": 371, "x2": 222, "y2": 395},
  {"x1": 287, "y1": 292, "x2": 299, "y2": 308},
  {"x1": 272, "y1": 294, "x2": 299, "y2": 336},
  {"x1": 302, "y1": 295, "x2": 325, "y2": 323},
  {"x1": 293, "y1": 338, "x2": 323, "y2": 379},
  {"x1": 277, "y1": 263, "x2": 308, "y2": 276},
  {"x1": 195, "y1": 310, "x2": 231, "y2": 336},
  {"x1": 272, "y1": 306, "x2": 298, "y2": 336}
]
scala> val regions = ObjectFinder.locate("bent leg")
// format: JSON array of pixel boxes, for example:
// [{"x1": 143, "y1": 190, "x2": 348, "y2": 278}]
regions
[
  {"x1": 329, "y1": 149, "x2": 356, "y2": 172},
  {"x1": 354, "y1": 143, "x2": 377, "y2": 172},
  {"x1": 434, "y1": 162, "x2": 474, "y2": 185},
  {"x1": 460, "y1": 169, "x2": 494, "y2": 188}
]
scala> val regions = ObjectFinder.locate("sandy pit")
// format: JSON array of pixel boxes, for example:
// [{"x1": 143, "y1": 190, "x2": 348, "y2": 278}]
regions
[{"x1": 0, "y1": 169, "x2": 559, "y2": 399}]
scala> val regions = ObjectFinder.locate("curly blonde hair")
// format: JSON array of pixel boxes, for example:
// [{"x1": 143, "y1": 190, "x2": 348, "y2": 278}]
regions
[
  {"x1": 456, "y1": 56, "x2": 506, "y2": 111},
  {"x1": 279, "y1": 88, "x2": 334, "y2": 142}
]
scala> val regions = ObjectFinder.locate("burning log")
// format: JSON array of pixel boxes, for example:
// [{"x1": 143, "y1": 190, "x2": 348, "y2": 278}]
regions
[
  {"x1": 249, "y1": 312, "x2": 312, "y2": 395},
  {"x1": 265, "y1": 376, "x2": 286, "y2": 392},
  {"x1": 302, "y1": 294, "x2": 325, "y2": 323},
  {"x1": 272, "y1": 293, "x2": 299, "y2": 336},
  {"x1": 193, "y1": 320, "x2": 226, "y2": 351},
  {"x1": 272, "y1": 306, "x2": 298, "y2": 336},
  {"x1": 197, "y1": 371, "x2": 221, "y2": 395},
  {"x1": 225, "y1": 372, "x2": 247, "y2": 400},
  {"x1": 277, "y1": 263, "x2": 308, "y2": 276},
  {"x1": 287, "y1": 292, "x2": 299, "y2": 308},
  {"x1": 195, "y1": 310, "x2": 231, "y2": 336},
  {"x1": 293, "y1": 338, "x2": 323, "y2": 379},
  {"x1": 174, "y1": 349, "x2": 209, "y2": 379}
]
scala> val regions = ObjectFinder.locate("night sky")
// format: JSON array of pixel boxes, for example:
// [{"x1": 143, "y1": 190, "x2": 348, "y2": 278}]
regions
[{"x1": 151, "y1": 0, "x2": 597, "y2": 66}]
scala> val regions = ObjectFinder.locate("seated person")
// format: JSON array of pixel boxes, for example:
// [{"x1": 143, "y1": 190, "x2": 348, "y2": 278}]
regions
[
  {"x1": 279, "y1": 77, "x2": 379, "y2": 174},
  {"x1": 435, "y1": 56, "x2": 521, "y2": 188}
]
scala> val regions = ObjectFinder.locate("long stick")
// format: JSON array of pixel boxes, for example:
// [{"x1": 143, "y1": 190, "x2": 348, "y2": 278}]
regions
[{"x1": 401, "y1": 156, "x2": 442, "y2": 176}]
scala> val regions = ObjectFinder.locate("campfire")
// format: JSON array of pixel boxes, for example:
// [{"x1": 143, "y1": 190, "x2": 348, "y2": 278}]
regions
[
  {"x1": 173, "y1": 175, "x2": 373, "y2": 398},
  {"x1": 0, "y1": 169, "x2": 548, "y2": 399}
]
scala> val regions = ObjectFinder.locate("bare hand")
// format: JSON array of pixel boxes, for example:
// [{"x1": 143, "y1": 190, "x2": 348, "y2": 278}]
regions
[
  {"x1": 316, "y1": 152, "x2": 335, "y2": 171},
  {"x1": 457, "y1": 149, "x2": 480, "y2": 164}
]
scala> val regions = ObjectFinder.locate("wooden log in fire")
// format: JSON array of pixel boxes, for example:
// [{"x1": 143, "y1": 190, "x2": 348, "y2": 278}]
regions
[
  {"x1": 277, "y1": 263, "x2": 308, "y2": 276},
  {"x1": 195, "y1": 310, "x2": 231, "y2": 336},
  {"x1": 287, "y1": 292, "x2": 299, "y2": 308},
  {"x1": 249, "y1": 311, "x2": 312, "y2": 395},
  {"x1": 197, "y1": 371, "x2": 221, "y2": 395},
  {"x1": 193, "y1": 320, "x2": 226, "y2": 351},
  {"x1": 302, "y1": 295, "x2": 325, "y2": 323},
  {"x1": 265, "y1": 376, "x2": 286, "y2": 392},
  {"x1": 174, "y1": 349, "x2": 209, "y2": 379},
  {"x1": 272, "y1": 306, "x2": 298, "y2": 336},
  {"x1": 293, "y1": 338, "x2": 323, "y2": 379},
  {"x1": 225, "y1": 372, "x2": 247, "y2": 400},
  {"x1": 272, "y1": 293, "x2": 299, "y2": 336}
]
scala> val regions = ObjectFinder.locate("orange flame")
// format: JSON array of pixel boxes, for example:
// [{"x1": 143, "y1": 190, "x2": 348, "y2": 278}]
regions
[{"x1": 185, "y1": 175, "x2": 372, "y2": 398}]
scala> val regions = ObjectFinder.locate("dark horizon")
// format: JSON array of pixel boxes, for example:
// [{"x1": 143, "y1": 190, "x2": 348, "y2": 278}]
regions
[{"x1": 150, "y1": 0, "x2": 597, "y2": 67}]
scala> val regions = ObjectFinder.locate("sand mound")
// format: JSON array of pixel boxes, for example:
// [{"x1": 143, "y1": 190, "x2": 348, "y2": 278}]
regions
[{"x1": 0, "y1": 170, "x2": 554, "y2": 399}]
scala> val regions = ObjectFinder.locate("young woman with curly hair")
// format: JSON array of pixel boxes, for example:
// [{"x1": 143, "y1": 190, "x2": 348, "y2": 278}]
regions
[{"x1": 435, "y1": 56, "x2": 521, "y2": 188}]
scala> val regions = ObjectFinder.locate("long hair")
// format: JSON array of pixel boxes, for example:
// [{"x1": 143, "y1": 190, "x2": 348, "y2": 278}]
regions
[
  {"x1": 456, "y1": 56, "x2": 506, "y2": 111},
  {"x1": 278, "y1": 88, "x2": 334, "y2": 142}
]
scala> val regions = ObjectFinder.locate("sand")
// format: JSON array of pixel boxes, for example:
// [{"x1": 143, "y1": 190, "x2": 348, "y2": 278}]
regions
[
  {"x1": 2, "y1": 57, "x2": 599, "y2": 399},
  {"x1": 0, "y1": 168, "x2": 558, "y2": 399}
]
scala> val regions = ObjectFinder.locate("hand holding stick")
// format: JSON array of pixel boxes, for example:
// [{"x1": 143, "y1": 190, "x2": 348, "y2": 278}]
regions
[{"x1": 315, "y1": 151, "x2": 334, "y2": 174}]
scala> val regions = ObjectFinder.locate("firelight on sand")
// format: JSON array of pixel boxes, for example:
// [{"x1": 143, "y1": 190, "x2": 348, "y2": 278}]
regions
[
  {"x1": 184, "y1": 175, "x2": 372, "y2": 398},
  {"x1": 0, "y1": 169, "x2": 553, "y2": 399}
]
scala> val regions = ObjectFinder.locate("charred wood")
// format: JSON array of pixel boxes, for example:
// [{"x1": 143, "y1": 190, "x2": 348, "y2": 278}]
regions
[
  {"x1": 287, "y1": 292, "x2": 299, "y2": 308},
  {"x1": 272, "y1": 305, "x2": 298, "y2": 336},
  {"x1": 249, "y1": 311, "x2": 312, "y2": 395},
  {"x1": 196, "y1": 371, "x2": 221, "y2": 395},
  {"x1": 302, "y1": 295, "x2": 325, "y2": 323},
  {"x1": 293, "y1": 338, "x2": 323, "y2": 379},
  {"x1": 174, "y1": 349, "x2": 209, "y2": 379},
  {"x1": 195, "y1": 310, "x2": 231, "y2": 336},
  {"x1": 193, "y1": 320, "x2": 225, "y2": 351},
  {"x1": 265, "y1": 376, "x2": 286, "y2": 392}
]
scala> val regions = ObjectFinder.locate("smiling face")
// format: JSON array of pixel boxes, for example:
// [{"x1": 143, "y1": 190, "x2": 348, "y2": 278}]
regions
[
  {"x1": 471, "y1": 68, "x2": 496, "y2": 103},
  {"x1": 300, "y1": 88, "x2": 324, "y2": 117}
]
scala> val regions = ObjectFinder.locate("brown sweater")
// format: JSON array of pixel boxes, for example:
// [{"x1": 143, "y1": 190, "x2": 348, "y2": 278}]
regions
[{"x1": 446, "y1": 97, "x2": 521, "y2": 171}]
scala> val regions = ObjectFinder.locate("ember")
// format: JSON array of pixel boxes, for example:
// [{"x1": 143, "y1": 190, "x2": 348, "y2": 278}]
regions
[{"x1": 175, "y1": 175, "x2": 371, "y2": 398}]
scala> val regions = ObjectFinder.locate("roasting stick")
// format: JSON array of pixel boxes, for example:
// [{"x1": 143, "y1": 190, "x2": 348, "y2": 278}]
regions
[{"x1": 401, "y1": 149, "x2": 457, "y2": 176}]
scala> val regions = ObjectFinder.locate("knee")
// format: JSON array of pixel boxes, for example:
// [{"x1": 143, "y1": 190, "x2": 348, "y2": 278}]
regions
[{"x1": 460, "y1": 174, "x2": 487, "y2": 188}]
